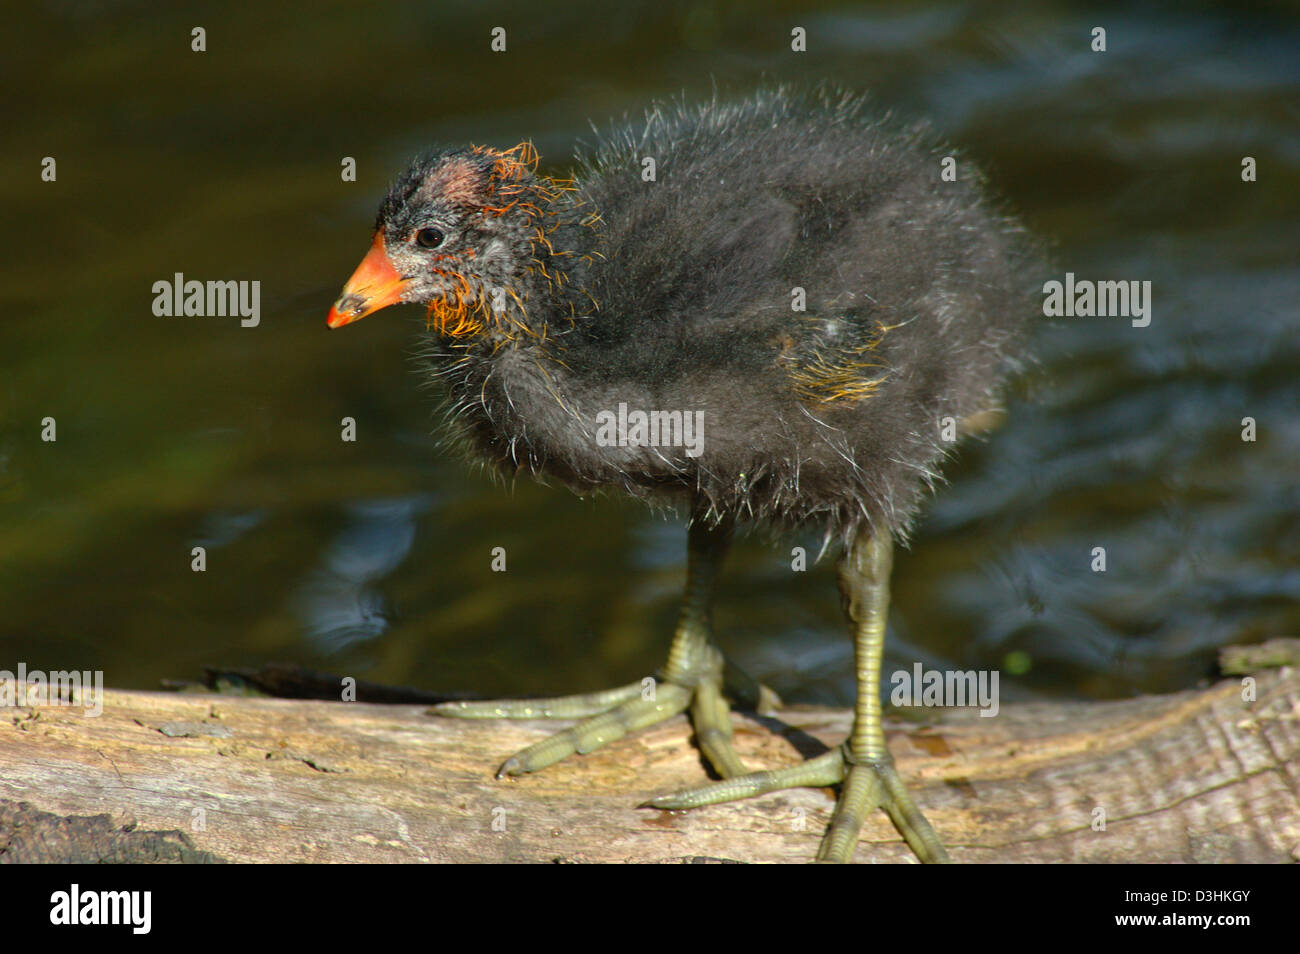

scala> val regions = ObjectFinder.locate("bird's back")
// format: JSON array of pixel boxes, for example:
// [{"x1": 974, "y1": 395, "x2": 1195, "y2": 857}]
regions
[{"x1": 543, "y1": 89, "x2": 1035, "y2": 538}]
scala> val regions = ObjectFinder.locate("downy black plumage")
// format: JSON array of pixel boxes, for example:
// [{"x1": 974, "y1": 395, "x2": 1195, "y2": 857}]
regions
[{"x1": 331, "y1": 88, "x2": 1035, "y2": 546}]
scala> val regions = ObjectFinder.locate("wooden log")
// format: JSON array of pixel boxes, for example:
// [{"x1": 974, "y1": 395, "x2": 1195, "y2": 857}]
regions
[{"x1": 1, "y1": 663, "x2": 1297, "y2": 863}]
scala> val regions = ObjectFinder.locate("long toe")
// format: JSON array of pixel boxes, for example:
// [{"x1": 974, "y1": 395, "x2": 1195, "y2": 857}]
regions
[
  {"x1": 495, "y1": 683, "x2": 694, "y2": 776},
  {"x1": 646, "y1": 749, "x2": 845, "y2": 809},
  {"x1": 431, "y1": 681, "x2": 646, "y2": 720}
]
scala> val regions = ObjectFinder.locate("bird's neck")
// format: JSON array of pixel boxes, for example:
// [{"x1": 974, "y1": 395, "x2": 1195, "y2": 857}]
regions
[
  {"x1": 514, "y1": 210, "x2": 604, "y2": 339},
  {"x1": 425, "y1": 187, "x2": 610, "y2": 473}
]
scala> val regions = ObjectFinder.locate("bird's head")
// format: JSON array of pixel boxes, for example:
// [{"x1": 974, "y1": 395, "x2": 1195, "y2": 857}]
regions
[{"x1": 327, "y1": 143, "x2": 575, "y2": 338}]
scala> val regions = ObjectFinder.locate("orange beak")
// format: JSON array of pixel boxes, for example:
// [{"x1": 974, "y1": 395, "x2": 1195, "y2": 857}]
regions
[{"x1": 327, "y1": 234, "x2": 409, "y2": 328}]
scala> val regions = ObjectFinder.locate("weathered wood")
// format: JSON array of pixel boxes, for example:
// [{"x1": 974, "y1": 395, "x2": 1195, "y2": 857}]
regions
[{"x1": 2, "y1": 665, "x2": 1297, "y2": 863}]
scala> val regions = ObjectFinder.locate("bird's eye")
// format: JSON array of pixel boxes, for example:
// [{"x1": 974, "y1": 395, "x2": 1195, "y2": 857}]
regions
[{"x1": 415, "y1": 228, "x2": 445, "y2": 249}]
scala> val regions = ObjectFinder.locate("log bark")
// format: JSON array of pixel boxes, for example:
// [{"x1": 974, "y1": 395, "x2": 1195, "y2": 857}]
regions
[{"x1": 1, "y1": 662, "x2": 1297, "y2": 863}]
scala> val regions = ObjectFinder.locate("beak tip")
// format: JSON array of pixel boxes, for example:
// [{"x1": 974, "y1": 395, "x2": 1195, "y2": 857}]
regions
[{"x1": 328, "y1": 235, "x2": 406, "y2": 329}]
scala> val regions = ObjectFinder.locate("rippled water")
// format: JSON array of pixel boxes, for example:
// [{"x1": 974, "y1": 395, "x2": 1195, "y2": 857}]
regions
[{"x1": 2, "y1": 1, "x2": 1297, "y2": 706}]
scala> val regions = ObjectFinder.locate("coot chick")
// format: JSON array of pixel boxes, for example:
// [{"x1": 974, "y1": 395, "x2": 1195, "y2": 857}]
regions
[{"x1": 327, "y1": 88, "x2": 1035, "y2": 863}]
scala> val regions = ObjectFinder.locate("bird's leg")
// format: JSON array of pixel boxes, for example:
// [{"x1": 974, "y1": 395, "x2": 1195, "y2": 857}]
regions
[
  {"x1": 432, "y1": 520, "x2": 754, "y2": 780},
  {"x1": 822, "y1": 528, "x2": 950, "y2": 862},
  {"x1": 647, "y1": 529, "x2": 951, "y2": 864}
]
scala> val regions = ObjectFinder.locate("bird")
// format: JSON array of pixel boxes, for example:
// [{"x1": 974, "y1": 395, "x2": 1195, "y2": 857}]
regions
[{"x1": 326, "y1": 87, "x2": 1037, "y2": 863}]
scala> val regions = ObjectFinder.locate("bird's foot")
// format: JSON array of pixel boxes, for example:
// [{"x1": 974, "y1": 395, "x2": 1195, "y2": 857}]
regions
[
  {"x1": 646, "y1": 745, "x2": 952, "y2": 863},
  {"x1": 430, "y1": 645, "x2": 774, "y2": 780}
]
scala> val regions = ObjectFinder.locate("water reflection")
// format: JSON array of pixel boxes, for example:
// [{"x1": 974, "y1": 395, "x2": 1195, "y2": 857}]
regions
[{"x1": 293, "y1": 496, "x2": 434, "y2": 653}]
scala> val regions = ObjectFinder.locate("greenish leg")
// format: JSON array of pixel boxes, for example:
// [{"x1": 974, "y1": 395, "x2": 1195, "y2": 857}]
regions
[
  {"x1": 432, "y1": 520, "x2": 755, "y2": 781},
  {"x1": 648, "y1": 529, "x2": 951, "y2": 864}
]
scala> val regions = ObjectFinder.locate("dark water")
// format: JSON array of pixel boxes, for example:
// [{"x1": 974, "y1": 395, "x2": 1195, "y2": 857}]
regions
[{"x1": 3, "y1": 1, "x2": 1298, "y2": 708}]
